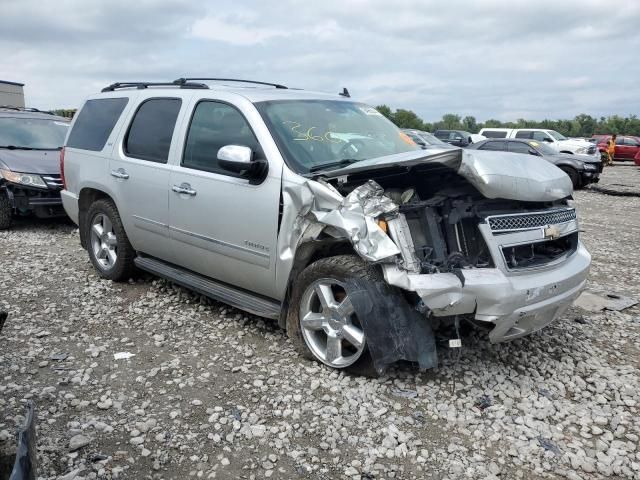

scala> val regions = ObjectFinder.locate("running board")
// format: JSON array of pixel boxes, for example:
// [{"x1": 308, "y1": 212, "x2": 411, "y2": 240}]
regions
[{"x1": 134, "y1": 256, "x2": 282, "y2": 319}]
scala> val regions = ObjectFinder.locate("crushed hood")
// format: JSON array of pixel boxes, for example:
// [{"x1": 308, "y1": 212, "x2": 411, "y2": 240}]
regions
[
  {"x1": 0, "y1": 149, "x2": 61, "y2": 175},
  {"x1": 317, "y1": 147, "x2": 573, "y2": 201}
]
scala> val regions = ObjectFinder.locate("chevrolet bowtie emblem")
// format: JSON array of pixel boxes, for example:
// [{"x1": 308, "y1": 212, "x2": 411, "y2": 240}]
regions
[{"x1": 544, "y1": 225, "x2": 561, "y2": 239}]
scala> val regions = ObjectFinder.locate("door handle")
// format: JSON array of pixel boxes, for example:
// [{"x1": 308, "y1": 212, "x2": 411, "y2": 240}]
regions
[
  {"x1": 172, "y1": 183, "x2": 197, "y2": 196},
  {"x1": 110, "y1": 168, "x2": 129, "y2": 179}
]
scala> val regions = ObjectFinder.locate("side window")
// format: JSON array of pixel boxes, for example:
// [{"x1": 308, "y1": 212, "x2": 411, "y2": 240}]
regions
[
  {"x1": 433, "y1": 131, "x2": 448, "y2": 139},
  {"x1": 182, "y1": 101, "x2": 260, "y2": 175},
  {"x1": 124, "y1": 98, "x2": 182, "y2": 163},
  {"x1": 507, "y1": 142, "x2": 532, "y2": 154},
  {"x1": 67, "y1": 98, "x2": 128, "y2": 151},
  {"x1": 479, "y1": 141, "x2": 507, "y2": 151},
  {"x1": 532, "y1": 131, "x2": 551, "y2": 141},
  {"x1": 483, "y1": 131, "x2": 507, "y2": 138},
  {"x1": 515, "y1": 130, "x2": 532, "y2": 139},
  {"x1": 623, "y1": 137, "x2": 639, "y2": 146}
]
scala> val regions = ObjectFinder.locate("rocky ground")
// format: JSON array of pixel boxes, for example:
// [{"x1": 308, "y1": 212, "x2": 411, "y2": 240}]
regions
[{"x1": 1, "y1": 165, "x2": 639, "y2": 480}]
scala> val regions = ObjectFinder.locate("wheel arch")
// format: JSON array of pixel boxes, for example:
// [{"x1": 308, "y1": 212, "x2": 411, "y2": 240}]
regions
[
  {"x1": 78, "y1": 188, "x2": 116, "y2": 249},
  {"x1": 277, "y1": 238, "x2": 359, "y2": 329}
]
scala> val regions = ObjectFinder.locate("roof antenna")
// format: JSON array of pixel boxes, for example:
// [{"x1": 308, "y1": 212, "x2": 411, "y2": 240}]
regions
[{"x1": 339, "y1": 87, "x2": 350, "y2": 98}]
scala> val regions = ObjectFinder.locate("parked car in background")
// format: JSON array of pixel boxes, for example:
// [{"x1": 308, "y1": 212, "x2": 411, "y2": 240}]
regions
[
  {"x1": 468, "y1": 138, "x2": 602, "y2": 189},
  {"x1": 635, "y1": 149, "x2": 640, "y2": 166},
  {"x1": 596, "y1": 135, "x2": 640, "y2": 161},
  {"x1": 0, "y1": 106, "x2": 69, "y2": 229},
  {"x1": 402, "y1": 129, "x2": 455, "y2": 149},
  {"x1": 433, "y1": 129, "x2": 474, "y2": 147},
  {"x1": 478, "y1": 128, "x2": 598, "y2": 157},
  {"x1": 59, "y1": 78, "x2": 589, "y2": 374}
]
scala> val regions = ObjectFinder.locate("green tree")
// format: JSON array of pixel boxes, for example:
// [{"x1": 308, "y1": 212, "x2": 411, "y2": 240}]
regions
[
  {"x1": 462, "y1": 116, "x2": 477, "y2": 133},
  {"x1": 392, "y1": 109, "x2": 425, "y2": 130},
  {"x1": 375, "y1": 104, "x2": 394, "y2": 122}
]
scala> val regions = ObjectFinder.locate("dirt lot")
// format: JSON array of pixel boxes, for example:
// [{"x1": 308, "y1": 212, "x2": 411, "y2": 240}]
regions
[{"x1": 1, "y1": 165, "x2": 639, "y2": 480}]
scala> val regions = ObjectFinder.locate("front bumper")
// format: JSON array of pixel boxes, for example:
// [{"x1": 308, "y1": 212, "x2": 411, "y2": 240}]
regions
[
  {"x1": 382, "y1": 242, "x2": 591, "y2": 343},
  {"x1": 2, "y1": 182, "x2": 65, "y2": 217},
  {"x1": 581, "y1": 170, "x2": 600, "y2": 185}
]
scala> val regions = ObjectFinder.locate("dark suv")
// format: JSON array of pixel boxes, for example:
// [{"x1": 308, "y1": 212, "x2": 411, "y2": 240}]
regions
[
  {"x1": 432, "y1": 129, "x2": 473, "y2": 147},
  {"x1": 0, "y1": 107, "x2": 70, "y2": 229}
]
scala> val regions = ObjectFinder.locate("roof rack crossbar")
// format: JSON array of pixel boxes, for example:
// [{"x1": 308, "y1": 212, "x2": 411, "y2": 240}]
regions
[
  {"x1": 174, "y1": 78, "x2": 288, "y2": 89},
  {"x1": 101, "y1": 82, "x2": 209, "y2": 92}
]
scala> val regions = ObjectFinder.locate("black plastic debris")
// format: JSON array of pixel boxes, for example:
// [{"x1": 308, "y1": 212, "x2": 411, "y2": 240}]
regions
[
  {"x1": 0, "y1": 311, "x2": 7, "y2": 334},
  {"x1": 538, "y1": 436, "x2": 561, "y2": 455},
  {"x1": 7, "y1": 401, "x2": 37, "y2": 480},
  {"x1": 574, "y1": 316, "x2": 589, "y2": 325},
  {"x1": 475, "y1": 395, "x2": 493, "y2": 411}
]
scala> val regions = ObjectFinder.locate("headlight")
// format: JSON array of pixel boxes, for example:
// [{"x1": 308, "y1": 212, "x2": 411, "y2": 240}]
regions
[
  {"x1": 583, "y1": 163, "x2": 598, "y2": 171},
  {"x1": 0, "y1": 169, "x2": 48, "y2": 188},
  {"x1": 575, "y1": 147, "x2": 587, "y2": 154}
]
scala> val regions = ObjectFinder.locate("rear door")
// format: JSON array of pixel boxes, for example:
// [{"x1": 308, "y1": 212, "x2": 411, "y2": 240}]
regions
[
  {"x1": 108, "y1": 96, "x2": 184, "y2": 261},
  {"x1": 618, "y1": 136, "x2": 640, "y2": 159},
  {"x1": 168, "y1": 96, "x2": 282, "y2": 298}
]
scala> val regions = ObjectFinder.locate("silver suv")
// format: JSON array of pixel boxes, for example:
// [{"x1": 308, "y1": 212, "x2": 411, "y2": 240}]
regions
[{"x1": 60, "y1": 78, "x2": 591, "y2": 374}]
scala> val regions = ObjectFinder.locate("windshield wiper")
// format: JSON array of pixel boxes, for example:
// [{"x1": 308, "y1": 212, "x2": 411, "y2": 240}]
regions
[{"x1": 308, "y1": 158, "x2": 361, "y2": 173}]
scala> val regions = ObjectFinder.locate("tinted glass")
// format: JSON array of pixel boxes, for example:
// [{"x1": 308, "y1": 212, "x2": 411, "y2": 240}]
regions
[
  {"x1": 433, "y1": 131, "x2": 449, "y2": 139},
  {"x1": 483, "y1": 130, "x2": 507, "y2": 138},
  {"x1": 515, "y1": 130, "x2": 532, "y2": 139},
  {"x1": 256, "y1": 100, "x2": 418, "y2": 173},
  {"x1": 67, "y1": 98, "x2": 128, "y2": 151},
  {"x1": 507, "y1": 142, "x2": 532, "y2": 154},
  {"x1": 125, "y1": 98, "x2": 181, "y2": 163},
  {"x1": 0, "y1": 117, "x2": 69, "y2": 149},
  {"x1": 479, "y1": 141, "x2": 507, "y2": 151},
  {"x1": 532, "y1": 131, "x2": 551, "y2": 141},
  {"x1": 183, "y1": 101, "x2": 260, "y2": 175}
]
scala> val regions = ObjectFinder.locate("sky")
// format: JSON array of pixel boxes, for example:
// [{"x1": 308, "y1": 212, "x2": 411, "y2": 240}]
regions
[{"x1": 1, "y1": 0, "x2": 639, "y2": 122}]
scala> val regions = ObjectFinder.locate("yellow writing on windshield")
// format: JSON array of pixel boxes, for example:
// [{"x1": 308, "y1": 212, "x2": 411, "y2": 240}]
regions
[{"x1": 283, "y1": 121, "x2": 343, "y2": 143}]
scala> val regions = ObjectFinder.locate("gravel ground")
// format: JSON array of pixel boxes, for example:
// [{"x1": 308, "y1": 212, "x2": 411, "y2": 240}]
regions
[{"x1": 1, "y1": 165, "x2": 639, "y2": 480}]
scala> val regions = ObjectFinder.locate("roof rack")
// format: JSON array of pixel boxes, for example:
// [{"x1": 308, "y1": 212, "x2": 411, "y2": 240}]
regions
[
  {"x1": 173, "y1": 77, "x2": 288, "y2": 89},
  {"x1": 0, "y1": 105, "x2": 55, "y2": 115},
  {"x1": 101, "y1": 81, "x2": 209, "y2": 92}
]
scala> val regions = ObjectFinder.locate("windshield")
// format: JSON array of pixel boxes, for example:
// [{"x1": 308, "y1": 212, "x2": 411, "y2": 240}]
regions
[
  {"x1": 528, "y1": 140, "x2": 556, "y2": 155},
  {"x1": 255, "y1": 100, "x2": 419, "y2": 173},
  {"x1": 0, "y1": 117, "x2": 69, "y2": 149},
  {"x1": 548, "y1": 130, "x2": 567, "y2": 141}
]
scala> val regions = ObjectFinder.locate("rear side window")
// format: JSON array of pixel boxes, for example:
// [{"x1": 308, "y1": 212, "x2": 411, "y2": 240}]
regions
[
  {"x1": 532, "y1": 131, "x2": 551, "y2": 141},
  {"x1": 482, "y1": 130, "x2": 507, "y2": 138},
  {"x1": 67, "y1": 98, "x2": 128, "y2": 151},
  {"x1": 515, "y1": 130, "x2": 532, "y2": 139},
  {"x1": 433, "y1": 131, "x2": 448, "y2": 139},
  {"x1": 124, "y1": 98, "x2": 182, "y2": 163},
  {"x1": 479, "y1": 141, "x2": 507, "y2": 151}
]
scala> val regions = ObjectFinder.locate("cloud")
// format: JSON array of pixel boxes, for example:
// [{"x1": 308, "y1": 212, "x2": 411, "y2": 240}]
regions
[{"x1": 1, "y1": 0, "x2": 639, "y2": 122}]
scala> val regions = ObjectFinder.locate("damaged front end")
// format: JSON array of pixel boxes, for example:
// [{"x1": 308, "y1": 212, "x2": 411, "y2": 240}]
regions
[{"x1": 278, "y1": 148, "x2": 590, "y2": 372}]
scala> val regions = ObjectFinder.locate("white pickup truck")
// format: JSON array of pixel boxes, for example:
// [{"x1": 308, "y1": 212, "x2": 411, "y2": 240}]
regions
[{"x1": 478, "y1": 128, "x2": 599, "y2": 157}]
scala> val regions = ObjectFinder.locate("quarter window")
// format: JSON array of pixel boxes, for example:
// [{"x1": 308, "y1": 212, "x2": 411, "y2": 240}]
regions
[
  {"x1": 515, "y1": 130, "x2": 532, "y2": 139},
  {"x1": 182, "y1": 101, "x2": 260, "y2": 175},
  {"x1": 532, "y1": 131, "x2": 551, "y2": 141},
  {"x1": 67, "y1": 98, "x2": 128, "y2": 151},
  {"x1": 124, "y1": 98, "x2": 182, "y2": 163},
  {"x1": 482, "y1": 130, "x2": 507, "y2": 138}
]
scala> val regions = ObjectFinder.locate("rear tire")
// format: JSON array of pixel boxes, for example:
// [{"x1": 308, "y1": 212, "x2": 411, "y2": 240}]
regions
[
  {"x1": 86, "y1": 199, "x2": 136, "y2": 281},
  {"x1": 287, "y1": 255, "x2": 394, "y2": 376},
  {"x1": 0, "y1": 192, "x2": 12, "y2": 230},
  {"x1": 560, "y1": 166, "x2": 580, "y2": 189}
]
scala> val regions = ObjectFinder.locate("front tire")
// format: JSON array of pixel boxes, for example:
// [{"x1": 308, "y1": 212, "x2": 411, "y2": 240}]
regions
[
  {"x1": 0, "y1": 192, "x2": 12, "y2": 230},
  {"x1": 560, "y1": 166, "x2": 580, "y2": 189},
  {"x1": 287, "y1": 255, "x2": 386, "y2": 375},
  {"x1": 86, "y1": 199, "x2": 136, "y2": 281}
]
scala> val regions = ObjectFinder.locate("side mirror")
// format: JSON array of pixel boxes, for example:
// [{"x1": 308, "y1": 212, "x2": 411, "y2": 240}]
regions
[
  {"x1": 217, "y1": 145, "x2": 267, "y2": 183},
  {"x1": 542, "y1": 137, "x2": 553, "y2": 143},
  {"x1": 529, "y1": 148, "x2": 541, "y2": 156}
]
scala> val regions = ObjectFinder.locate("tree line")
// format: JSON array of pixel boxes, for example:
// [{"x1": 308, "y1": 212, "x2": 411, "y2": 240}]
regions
[{"x1": 375, "y1": 105, "x2": 640, "y2": 137}]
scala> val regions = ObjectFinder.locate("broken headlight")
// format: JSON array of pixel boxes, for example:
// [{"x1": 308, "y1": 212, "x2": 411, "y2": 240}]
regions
[{"x1": 0, "y1": 169, "x2": 47, "y2": 188}]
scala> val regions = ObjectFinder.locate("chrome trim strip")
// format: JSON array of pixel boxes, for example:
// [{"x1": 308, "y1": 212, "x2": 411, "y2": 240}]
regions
[
  {"x1": 132, "y1": 215, "x2": 167, "y2": 228},
  {"x1": 169, "y1": 226, "x2": 270, "y2": 259}
]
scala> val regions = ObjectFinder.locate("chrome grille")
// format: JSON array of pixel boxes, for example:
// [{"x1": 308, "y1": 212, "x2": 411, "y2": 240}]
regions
[
  {"x1": 488, "y1": 209, "x2": 576, "y2": 232},
  {"x1": 42, "y1": 174, "x2": 63, "y2": 190}
]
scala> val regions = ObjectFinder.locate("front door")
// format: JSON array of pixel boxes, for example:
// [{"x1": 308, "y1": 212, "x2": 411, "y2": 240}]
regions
[
  {"x1": 109, "y1": 97, "x2": 184, "y2": 262},
  {"x1": 168, "y1": 100, "x2": 281, "y2": 299}
]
